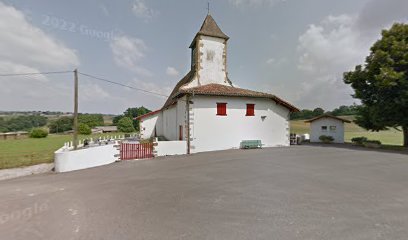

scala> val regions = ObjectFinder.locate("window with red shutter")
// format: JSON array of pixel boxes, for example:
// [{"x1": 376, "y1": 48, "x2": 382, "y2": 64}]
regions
[
  {"x1": 217, "y1": 103, "x2": 227, "y2": 116},
  {"x1": 246, "y1": 104, "x2": 255, "y2": 116}
]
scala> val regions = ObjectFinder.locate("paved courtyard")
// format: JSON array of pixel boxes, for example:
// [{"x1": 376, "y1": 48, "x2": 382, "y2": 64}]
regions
[{"x1": 0, "y1": 145, "x2": 407, "y2": 240}]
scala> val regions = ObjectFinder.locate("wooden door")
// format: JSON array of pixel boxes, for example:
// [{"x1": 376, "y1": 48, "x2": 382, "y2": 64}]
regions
[{"x1": 179, "y1": 125, "x2": 183, "y2": 140}]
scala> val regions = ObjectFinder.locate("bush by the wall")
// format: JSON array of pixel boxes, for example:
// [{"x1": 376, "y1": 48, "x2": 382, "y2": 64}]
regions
[
  {"x1": 29, "y1": 128, "x2": 48, "y2": 138},
  {"x1": 78, "y1": 123, "x2": 92, "y2": 135},
  {"x1": 351, "y1": 137, "x2": 368, "y2": 145},
  {"x1": 362, "y1": 140, "x2": 382, "y2": 148},
  {"x1": 364, "y1": 140, "x2": 382, "y2": 145},
  {"x1": 319, "y1": 135, "x2": 334, "y2": 143}
]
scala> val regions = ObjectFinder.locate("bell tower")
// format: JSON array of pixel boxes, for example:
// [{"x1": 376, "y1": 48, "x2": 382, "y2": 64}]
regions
[{"x1": 185, "y1": 15, "x2": 232, "y2": 88}]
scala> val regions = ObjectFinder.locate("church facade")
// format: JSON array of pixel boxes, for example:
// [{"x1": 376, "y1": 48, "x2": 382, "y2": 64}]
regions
[{"x1": 137, "y1": 15, "x2": 299, "y2": 153}]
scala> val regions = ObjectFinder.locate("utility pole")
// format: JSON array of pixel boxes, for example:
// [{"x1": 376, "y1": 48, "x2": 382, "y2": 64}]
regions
[{"x1": 73, "y1": 69, "x2": 79, "y2": 150}]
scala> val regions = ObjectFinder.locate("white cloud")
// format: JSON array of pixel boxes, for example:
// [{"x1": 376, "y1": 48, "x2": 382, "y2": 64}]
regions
[
  {"x1": 295, "y1": 15, "x2": 374, "y2": 109},
  {"x1": 266, "y1": 57, "x2": 287, "y2": 66},
  {"x1": 295, "y1": 0, "x2": 408, "y2": 110},
  {"x1": 297, "y1": 15, "x2": 367, "y2": 74},
  {"x1": 228, "y1": 0, "x2": 286, "y2": 7},
  {"x1": 100, "y1": 4, "x2": 110, "y2": 17},
  {"x1": 0, "y1": 2, "x2": 79, "y2": 70},
  {"x1": 132, "y1": 0, "x2": 158, "y2": 20},
  {"x1": 166, "y1": 67, "x2": 179, "y2": 77},
  {"x1": 110, "y1": 35, "x2": 151, "y2": 76},
  {"x1": 0, "y1": 2, "x2": 81, "y2": 111},
  {"x1": 132, "y1": 79, "x2": 172, "y2": 97},
  {"x1": 266, "y1": 58, "x2": 275, "y2": 64}
]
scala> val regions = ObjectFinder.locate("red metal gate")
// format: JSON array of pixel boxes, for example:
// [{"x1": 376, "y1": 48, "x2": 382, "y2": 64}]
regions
[{"x1": 120, "y1": 142, "x2": 153, "y2": 160}]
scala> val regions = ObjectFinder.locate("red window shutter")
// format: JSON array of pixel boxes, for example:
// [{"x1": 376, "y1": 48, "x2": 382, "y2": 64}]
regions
[
  {"x1": 217, "y1": 103, "x2": 227, "y2": 116},
  {"x1": 246, "y1": 104, "x2": 255, "y2": 116}
]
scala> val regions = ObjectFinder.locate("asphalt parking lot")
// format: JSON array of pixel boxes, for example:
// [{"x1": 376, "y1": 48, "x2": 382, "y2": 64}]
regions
[{"x1": 0, "y1": 145, "x2": 407, "y2": 240}]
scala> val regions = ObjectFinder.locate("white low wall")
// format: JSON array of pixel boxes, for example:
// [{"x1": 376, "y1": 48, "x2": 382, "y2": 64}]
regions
[
  {"x1": 55, "y1": 144, "x2": 119, "y2": 173},
  {"x1": 154, "y1": 140, "x2": 187, "y2": 157}
]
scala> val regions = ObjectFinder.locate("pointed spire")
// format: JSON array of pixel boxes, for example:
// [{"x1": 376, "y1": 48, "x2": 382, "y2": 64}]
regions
[{"x1": 197, "y1": 15, "x2": 229, "y2": 40}]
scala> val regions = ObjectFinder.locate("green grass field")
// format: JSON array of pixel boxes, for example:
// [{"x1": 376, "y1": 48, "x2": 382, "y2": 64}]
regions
[
  {"x1": 0, "y1": 133, "x2": 124, "y2": 169},
  {"x1": 290, "y1": 115, "x2": 403, "y2": 146}
]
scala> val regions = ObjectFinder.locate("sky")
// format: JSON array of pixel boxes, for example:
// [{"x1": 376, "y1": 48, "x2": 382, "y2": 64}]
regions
[{"x1": 0, "y1": 0, "x2": 407, "y2": 114}]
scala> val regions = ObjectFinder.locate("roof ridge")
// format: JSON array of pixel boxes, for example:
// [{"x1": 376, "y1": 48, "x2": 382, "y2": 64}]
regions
[
  {"x1": 196, "y1": 14, "x2": 229, "y2": 40},
  {"x1": 305, "y1": 114, "x2": 352, "y2": 123}
]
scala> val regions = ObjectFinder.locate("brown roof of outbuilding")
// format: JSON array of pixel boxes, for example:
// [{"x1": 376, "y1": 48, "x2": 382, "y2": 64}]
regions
[
  {"x1": 305, "y1": 114, "x2": 352, "y2": 123},
  {"x1": 134, "y1": 109, "x2": 162, "y2": 120},
  {"x1": 175, "y1": 83, "x2": 299, "y2": 112}
]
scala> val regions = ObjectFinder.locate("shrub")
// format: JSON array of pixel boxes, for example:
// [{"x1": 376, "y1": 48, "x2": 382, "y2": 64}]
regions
[
  {"x1": 29, "y1": 128, "x2": 48, "y2": 138},
  {"x1": 78, "y1": 123, "x2": 92, "y2": 135},
  {"x1": 351, "y1": 137, "x2": 368, "y2": 145},
  {"x1": 319, "y1": 135, "x2": 334, "y2": 143},
  {"x1": 362, "y1": 140, "x2": 382, "y2": 148},
  {"x1": 364, "y1": 140, "x2": 382, "y2": 145},
  {"x1": 117, "y1": 117, "x2": 136, "y2": 133}
]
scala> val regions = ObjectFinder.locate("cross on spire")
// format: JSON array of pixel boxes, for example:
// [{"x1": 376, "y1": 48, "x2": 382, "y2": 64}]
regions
[{"x1": 207, "y1": 2, "x2": 210, "y2": 15}]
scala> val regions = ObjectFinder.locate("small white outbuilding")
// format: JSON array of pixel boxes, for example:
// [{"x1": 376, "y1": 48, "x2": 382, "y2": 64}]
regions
[{"x1": 305, "y1": 115, "x2": 351, "y2": 143}]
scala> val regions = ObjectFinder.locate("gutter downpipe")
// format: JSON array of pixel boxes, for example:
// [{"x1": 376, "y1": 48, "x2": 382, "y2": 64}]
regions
[{"x1": 186, "y1": 93, "x2": 191, "y2": 154}]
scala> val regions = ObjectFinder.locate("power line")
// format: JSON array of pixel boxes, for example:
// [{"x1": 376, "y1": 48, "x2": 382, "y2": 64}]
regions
[
  {"x1": 0, "y1": 69, "x2": 173, "y2": 100},
  {"x1": 78, "y1": 72, "x2": 170, "y2": 98},
  {"x1": 0, "y1": 70, "x2": 73, "y2": 77}
]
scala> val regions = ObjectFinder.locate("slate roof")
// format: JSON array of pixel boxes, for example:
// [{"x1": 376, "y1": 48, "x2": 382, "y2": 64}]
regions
[
  {"x1": 137, "y1": 80, "x2": 299, "y2": 119},
  {"x1": 190, "y1": 15, "x2": 229, "y2": 48},
  {"x1": 176, "y1": 84, "x2": 299, "y2": 112},
  {"x1": 305, "y1": 114, "x2": 352, "y2": 123},
  {"x1": 162, "y1": 70, "x2": 195, "y2": 109},
  {"x1": 197, "y1": 15, "x2": 229, "y2": 40}
]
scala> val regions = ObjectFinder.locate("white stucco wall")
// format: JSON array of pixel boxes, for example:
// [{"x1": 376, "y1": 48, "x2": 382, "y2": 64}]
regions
[
  {"x1": 139, "y1": 113, "x2": 160, "y2": 140},
  {"x1": 162, "y1": 106, "x2": 178, "y2": 140},
  {"x1": 185, "y1": 36, "x2": 230, "y2": 88},
  {"x1": 176, "y1": 96, "x2": 187, "y2": 140},
  {"x1": 189, "y1": 96, "x2": 290, "y2": 153},
  {"x1": 54, "y1": 144, "x2": 119, "y2": 173},
  {"x1": 154, "y1": 140, "x2": 187, "y2": 156},
  {"x1": 310, "y1": 118, "x2": 345, "y2": 143}
]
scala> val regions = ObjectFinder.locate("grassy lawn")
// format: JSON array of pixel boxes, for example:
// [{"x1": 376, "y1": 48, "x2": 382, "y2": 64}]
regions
[
  {"x1": 290, "y1": 116, "x2": 403, "y2": 146},
  {"x1": 0, "y1": 133, "x2": 124, "y2": 170}
]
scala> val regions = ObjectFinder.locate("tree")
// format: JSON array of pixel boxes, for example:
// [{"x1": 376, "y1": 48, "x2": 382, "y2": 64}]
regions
[
  {"x1": 117, "y1": 117, "x2": 136, "y2": 133},
  {"x1": 48, "y1": 116, "x2": 73, "y2": 133},
  {"x1": 330, "y1": 105, "x2": 358, "y2": 116},
  {"x1": 290, "y1": 108, "x2": 325, "y2": 120},
  {"x1": 78, "y1": 114, "x2": 104, "y2": 128},
  {"x1": 313, "y1": 108, "x2": 324, "y2": 116},
  {"x1": 0, "y1": 117, "x2": 7, "y2": 132},
  {"x1": 113, "y1": 107, "x2": 151, "y2": 131},
  {"x1": 0, "y1": 115, "x2": 47, "y2": 132},
  {"x1": 344, "y1": 23, "x2": 408, "y2": 147},
  {"x1": 78, "y1": 123, "x2": 92, "y2": 135},
  {"x1": 112, "y1": 115, "x2": 124, "y2": 126}
]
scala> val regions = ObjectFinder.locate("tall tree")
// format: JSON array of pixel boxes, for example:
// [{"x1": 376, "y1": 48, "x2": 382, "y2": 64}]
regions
[
  {"x1": 117, "y1": 117, "x2": 136, "y2": 133},
  {"x1": 344, "y1": 23, "x2": 408, "y2": 147},
  {"x1": 123, "y1": 107, "x2": 151, "y2": 131}
]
